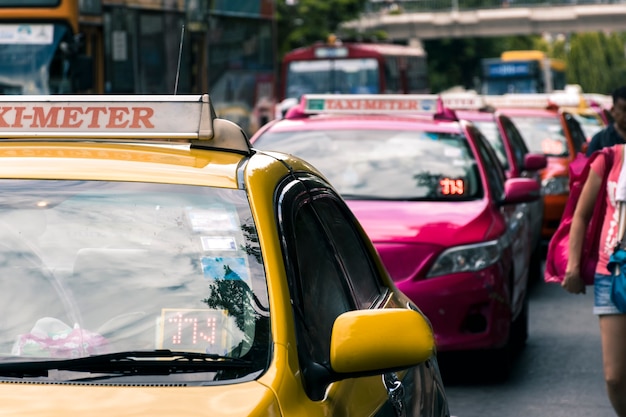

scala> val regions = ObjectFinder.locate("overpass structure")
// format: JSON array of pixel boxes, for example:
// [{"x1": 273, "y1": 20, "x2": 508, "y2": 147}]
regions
[{"x1": 341, "y1": 1, "x2": 626, "y2": 41}]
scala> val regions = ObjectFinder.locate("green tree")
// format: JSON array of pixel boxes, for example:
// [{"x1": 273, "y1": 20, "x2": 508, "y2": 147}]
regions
[
  {"x1": 276, "y1": 0, "x2": 368, "y2": 57},
  {"x1": 422, "y1": 35, "x2": 539, "y2": 93},
  {"x1": 567, "y1": 32, "x2": 626, "y2": 94}
]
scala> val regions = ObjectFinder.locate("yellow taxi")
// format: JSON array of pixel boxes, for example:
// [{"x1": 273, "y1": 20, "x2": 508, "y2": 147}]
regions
[{"x1": 0, "y1": 95, "x2": 449, "y2": 416}]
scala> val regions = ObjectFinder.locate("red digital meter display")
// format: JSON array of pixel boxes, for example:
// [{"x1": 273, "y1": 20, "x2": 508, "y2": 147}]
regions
[
  {"x1": 439, "y1": 178, "x2": 465, "y2": 195},
  {"x1": 160, "y1": 309, "x2": 228, "y2": 353}
]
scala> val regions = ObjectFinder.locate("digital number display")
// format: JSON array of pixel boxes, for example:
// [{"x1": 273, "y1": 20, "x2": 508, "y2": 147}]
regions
[
  {"x1": 160, "y1": 309, "x2": 228, "y2": 353},
  {"x1": 439, "y1": 178, "x2": 465, "y2": 195}
]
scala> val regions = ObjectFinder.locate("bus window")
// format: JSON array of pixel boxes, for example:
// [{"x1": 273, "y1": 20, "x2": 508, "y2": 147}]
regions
[
  {"x1": 286, "y1": 58, "x2": 379, "y2": 99},
  {"x1": 480, "y1": 50, "x2": 565, "y2": 95},
  {"x1": 0, "y1": 0, "x2": 93, "y2": 95},
  {"x1": 280, "y1": 41, "x2": 428, "y2": 101}
]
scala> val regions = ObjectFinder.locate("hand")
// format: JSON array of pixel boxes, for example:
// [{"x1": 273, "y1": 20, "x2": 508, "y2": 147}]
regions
[{"x1": 562, "y1": 271, "x2": 586, "y2": 294}]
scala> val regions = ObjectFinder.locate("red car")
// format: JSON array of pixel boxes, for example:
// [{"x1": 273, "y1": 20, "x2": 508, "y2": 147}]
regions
[{"x1": 250, "y1": 94, "x2": 541, "y2": 378}]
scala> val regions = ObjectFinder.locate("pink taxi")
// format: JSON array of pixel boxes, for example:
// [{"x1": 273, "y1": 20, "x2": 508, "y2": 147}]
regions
[
  {"x1": 250, "y1": 94, "x2": 541, "y2": 377},
  {"x1": 441, "y1": 92, "x2": 547, "y2": 281},
  {"x1": 483, "y1": 94, "x2": 588, "y2": 240}
]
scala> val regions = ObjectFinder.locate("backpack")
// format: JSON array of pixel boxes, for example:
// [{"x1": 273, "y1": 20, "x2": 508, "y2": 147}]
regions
[{"x1": 544, "y1": 146, "x2": 615, "y2": 285}]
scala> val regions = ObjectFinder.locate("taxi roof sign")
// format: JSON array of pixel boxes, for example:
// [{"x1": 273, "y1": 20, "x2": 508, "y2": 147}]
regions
[
  {"x1": 483, "y1": 94, "x2": 556, "y2": 109},
  {"x1": 300, "y1": 94, "x2": 439, "y2": 115},
  {"x1": 0, "y1": 94, "x2": 252, "y2": 154},
  {"x1": 440, "y1": 92, "x2": 485, "y2": 110}
]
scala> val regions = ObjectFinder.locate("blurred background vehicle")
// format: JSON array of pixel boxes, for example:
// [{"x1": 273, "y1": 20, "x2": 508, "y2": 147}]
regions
[{"x1": 484, "y1": 93, "x2": 587, "y2": 241}]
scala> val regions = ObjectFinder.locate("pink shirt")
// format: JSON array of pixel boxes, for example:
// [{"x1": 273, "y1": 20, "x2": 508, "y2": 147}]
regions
[{"x1": 592, "y1": 144, "x2": 625, "y2": 275}]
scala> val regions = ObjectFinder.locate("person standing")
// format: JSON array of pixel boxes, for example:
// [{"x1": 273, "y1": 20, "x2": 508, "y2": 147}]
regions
[
  {"x1": 564, "y1": 142, "x2": 626, "y2": 416},
  {"x1": 586, "y1": 86, "x2": 626, "y2": 156}
]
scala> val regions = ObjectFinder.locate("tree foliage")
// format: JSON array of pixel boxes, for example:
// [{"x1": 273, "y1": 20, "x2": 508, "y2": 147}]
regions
[
  {"x1": 275, "y1": 0, "x2": 368, "y2": 57},
  {"x1": 274, "y1": 1, "x2": 626, "y2": 95}
]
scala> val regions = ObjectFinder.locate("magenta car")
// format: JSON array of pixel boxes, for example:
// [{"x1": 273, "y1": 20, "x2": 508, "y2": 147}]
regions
[{"x1": 250, "y1": 94, "x2": 541, "y2": 377}]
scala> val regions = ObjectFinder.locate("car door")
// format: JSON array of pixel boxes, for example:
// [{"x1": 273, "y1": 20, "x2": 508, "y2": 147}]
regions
[
  {"x1": 500, "y1": 115, "x2": 544, "y2": 251},
  {"x1": 275, "y1": 172, "x2": 448, "y2": 417},
  {"x1": 466, "y1": 123, "x2": 529, "y2": 316}
]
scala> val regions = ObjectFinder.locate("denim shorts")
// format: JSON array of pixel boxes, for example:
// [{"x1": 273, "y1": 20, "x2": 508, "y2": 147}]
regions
[{"x1": 594, "y1": 273, "x2": 625, "y2": 315}]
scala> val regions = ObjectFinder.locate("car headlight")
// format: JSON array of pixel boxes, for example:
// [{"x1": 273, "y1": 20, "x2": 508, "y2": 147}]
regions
[
  {"x1": 541, "y1": 176, "x2": 569, "y2": 195},
  {"x1": 427, "y1": 238, "x2": 504, "y2": 278}
]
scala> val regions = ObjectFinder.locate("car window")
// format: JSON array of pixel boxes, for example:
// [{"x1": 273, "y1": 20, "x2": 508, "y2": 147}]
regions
[
  {"x1": 501, "y1": 116, "x2": 529, "y2": 171},
  {"x1": 472, "y1": 119, "x2": 509, "y2": 171},
  {"x1": 276, "y1": 178, "x2": 355, "y2": 366},
  {"x1": 508, "y1": 115, "x2": 569, "y2": 156},
  {"x1": 254, "y1": 129, "x2": 484, "y2": 201},
  {"x1": 305, "y1": 183, "x2": 385, "y2": 308},
  {"x1": 564, "y1": 112, "x2": 587, "y2": 153},
  {"x1": 572, "y1": 112, "x2": 605, "y2": 142},
  {"x1": 467, "y1": 125, "x2": 506, "y2": 200}
]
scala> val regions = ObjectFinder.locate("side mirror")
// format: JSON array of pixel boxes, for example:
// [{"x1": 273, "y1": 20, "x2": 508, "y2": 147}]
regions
[
  {"x1": 330, "y1": 308, "x2": 434, "y2": 375},
  {"x1": 502, "y1": 177, "x2": 541, "y2": 205},
  {"x1": 523, "y1": 153, "x2": 547, "y2": 171}
]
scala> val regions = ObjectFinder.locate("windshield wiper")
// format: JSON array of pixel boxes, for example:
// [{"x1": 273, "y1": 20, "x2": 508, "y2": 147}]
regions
[{"x1": 0, "y1": 350, "x2": 252, "y2": 377}]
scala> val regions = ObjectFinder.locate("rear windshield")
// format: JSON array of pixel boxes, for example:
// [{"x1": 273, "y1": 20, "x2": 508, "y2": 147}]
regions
[{"x1": 254, "y1": 129, "x2": 483, "y2": 201}]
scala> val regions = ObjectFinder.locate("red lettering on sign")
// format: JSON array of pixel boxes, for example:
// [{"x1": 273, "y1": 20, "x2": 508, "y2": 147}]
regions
[
  {"x1": 32, "y1": 107, "x2": 60, "y2": 128},
  {"x1": 0, "y1": 105, "x2": 158, "y2": 129},
  {"x1": 61, "y1": 107, "x2": 83, "y2": 128},
  {"x1": 107, "y1": 107, "x2": 130, "y2": 128},
  {"x1": 0, "y1": 108, "x2": 12, "y2": 127},
  {"x1": 11, "y1": 107, "x2": 26, "y2": 128},
  {"x1": 131, "y1": 107, "x2": 155, "y2": 128},
  {"x1": 85, "y1": 107, "x2": 107, "y2": 128}
]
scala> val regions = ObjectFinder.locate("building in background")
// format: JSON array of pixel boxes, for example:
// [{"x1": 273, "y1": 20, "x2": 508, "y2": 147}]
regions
[{"x1": 77, "y1": 0, "x2": 277, "y2": 134}]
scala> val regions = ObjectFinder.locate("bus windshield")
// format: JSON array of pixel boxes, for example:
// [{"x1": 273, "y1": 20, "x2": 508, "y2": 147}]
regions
[
  {"x1": 482, "y1": 78, "x2": 540, "y2": 95},
  {"x1": 285, "y1": 58, "x2": 379, "y2": 99},
  {"x1": 0, "y1": 23, "x2": 73, "y2": 94}
]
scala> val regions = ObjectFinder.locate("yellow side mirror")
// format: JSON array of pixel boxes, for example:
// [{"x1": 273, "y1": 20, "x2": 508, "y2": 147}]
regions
[{"x1": 330, "y1": 308, "x2": 435, "y2": 374}]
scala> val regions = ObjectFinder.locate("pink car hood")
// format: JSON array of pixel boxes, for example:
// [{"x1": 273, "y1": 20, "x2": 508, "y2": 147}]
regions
[{"x1": 346, "y1": 199, "x2": 501, "y2": 282}]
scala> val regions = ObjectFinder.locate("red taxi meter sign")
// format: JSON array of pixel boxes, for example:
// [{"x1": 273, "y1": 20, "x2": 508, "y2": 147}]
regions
[
  {"x1": 0, "y1": 94, "x2": 214, "y2": 139},
  {"x1": 303, "y1": 94, "x2": 438, "y2": 115},
  {"x1": 160, "y1": 308, "x2": 229, "y2": 353},
  {"x1": 440, "y1": 177, "x2": 465, "y2": 196}
]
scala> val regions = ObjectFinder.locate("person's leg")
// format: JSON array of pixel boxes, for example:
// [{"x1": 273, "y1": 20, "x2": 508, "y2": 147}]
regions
[{"x1": 599, "y1": 314, "x2": 626, "y2": 417}]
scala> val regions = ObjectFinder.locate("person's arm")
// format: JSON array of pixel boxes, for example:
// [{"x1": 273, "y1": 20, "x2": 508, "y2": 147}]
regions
[{"x1": 563, "y1": 168, "x2": 603, "y2": 294}]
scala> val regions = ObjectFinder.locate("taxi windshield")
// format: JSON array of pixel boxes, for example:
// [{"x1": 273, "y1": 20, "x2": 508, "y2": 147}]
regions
[
  {"x1": 507, "y1": 115, "x2": 568, "y2": 157},
  {"x1": 0, "y1": 180, "x2": 270, "y2": 382},
  {"x1": 254, "y1": 129, "x2": 483, "y2": 201}
]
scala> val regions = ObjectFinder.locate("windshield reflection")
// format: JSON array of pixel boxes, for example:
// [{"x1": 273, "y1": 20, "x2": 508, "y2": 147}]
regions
[{"x1": 0, "y1": 180, "x2": 270, "y2": 382}]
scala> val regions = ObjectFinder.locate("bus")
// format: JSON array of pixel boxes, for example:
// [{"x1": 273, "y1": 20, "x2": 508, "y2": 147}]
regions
[
  {"x1": 0, "y1": 0, "x2": 93, "y2": 95},
  {"x1": 279, "y1": 37, "x2": 429, "y2": 104},
  {"x1": 480, "y1": 50, "x2": 566, "y2": 95}
]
